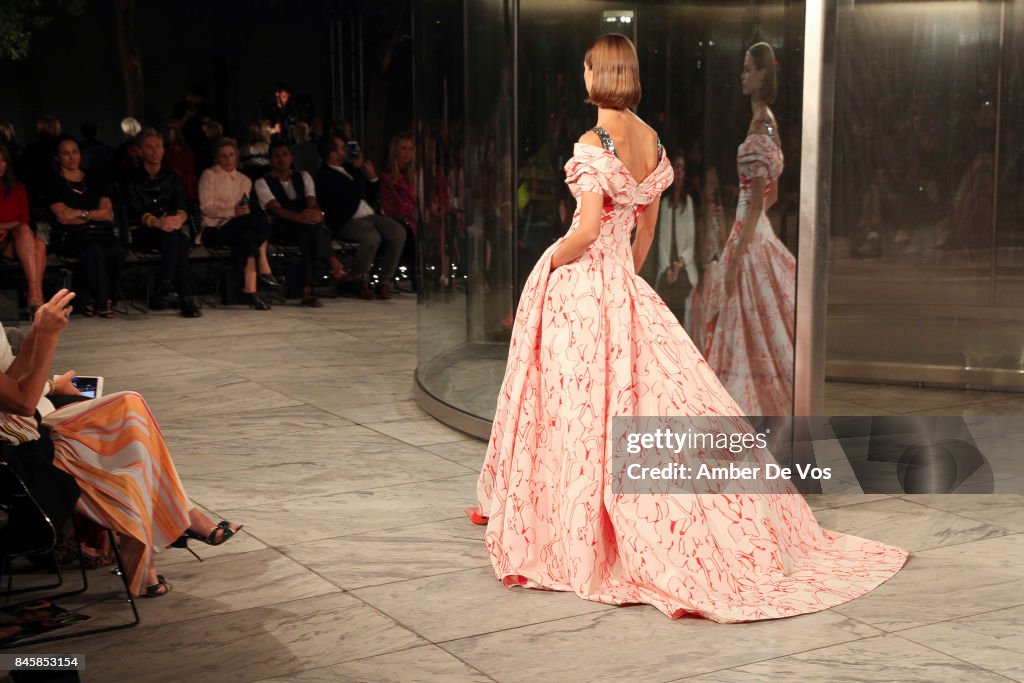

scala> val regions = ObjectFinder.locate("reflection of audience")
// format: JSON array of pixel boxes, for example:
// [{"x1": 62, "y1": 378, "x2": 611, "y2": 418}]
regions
[
  {"x1": 654, "y1": 153, "x2": 698, "y2": 325},
  {"x1": 255, "y1": 141, "x2": 347, "y2": 307},
  {"x1": 126, "y1": 129, "x2": 201, "y2": 317},
  {"x1": 316, "y1": 132, "x2": 406, "y2": 300},
  {"x1": 47, "y1": 136, "x2": 124, "y2": 318}
]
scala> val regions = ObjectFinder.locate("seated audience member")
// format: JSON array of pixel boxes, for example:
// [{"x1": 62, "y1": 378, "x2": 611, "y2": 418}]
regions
[
  {"x1": 290, "y1": 122, "x2": 320, "y2": 175},
  {"x1": 0, "y1": 145, "x2": 46, "y2": 317},
  {"x1": 22, "y1": 116, "x2": 62, "y2": 209},
  {"x1": 254, "y1": 141, "x2": 348, "y2": 307},
  {"x1": 380, "y1": 133, "x2": 418, "y2": 233},
  {"x1": 164, "y1": 124, "x2": 197, "y2": 202},
  {"x1": 0, "y1": 289, "x2": 242, "y2": 597},
  {"x1": 239, "y1": 121, "x2": 271, "y2": 179},
  {"x1": 78, "y1": 121, "x2": 115, "y2": 189},
  {"x1": 198, "y1": 137, "x2": 275, "y2": 310},
  {"x1": 316, "y1": 133, "x2": 406, "y2": 299},
  {"x1": 47, "y1": 136, "x2": 125, "y2": 318},
  {"x1": 126, "y1": 128, "x2": 201, "y2": 317},
  {"x1": 114, "y1": 117, "x2": 143, "y2": 186},
  {"x1": 263, "y1": 82, "x2": 299, "y2": 144}
]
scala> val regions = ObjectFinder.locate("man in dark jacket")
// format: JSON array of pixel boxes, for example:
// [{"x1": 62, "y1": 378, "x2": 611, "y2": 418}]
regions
[
  {"x1": 316, "y1": 132, "x2": 405, "y2": 299},
  {"x1": 126, "y1": 128, "x2": 201, "y2": 317}
]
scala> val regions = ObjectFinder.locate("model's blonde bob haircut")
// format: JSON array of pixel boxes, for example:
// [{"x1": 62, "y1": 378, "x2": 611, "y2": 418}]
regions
[{"x1": 584, "y1": 33, "x2": 641, "y2": 110}]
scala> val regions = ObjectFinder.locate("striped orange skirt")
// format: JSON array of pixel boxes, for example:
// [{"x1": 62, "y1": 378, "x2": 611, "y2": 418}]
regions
[{"x1": 41, "y1": 392, "x2": 192, "y2": 596}]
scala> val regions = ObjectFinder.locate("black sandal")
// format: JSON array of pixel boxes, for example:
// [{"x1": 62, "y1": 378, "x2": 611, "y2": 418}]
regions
[
  {"x1": 144, "y1": 574, "x2": 171, "y2": 598},
  {"x1": 182, "y1": 521, "x2": 242, "y2": 547}
]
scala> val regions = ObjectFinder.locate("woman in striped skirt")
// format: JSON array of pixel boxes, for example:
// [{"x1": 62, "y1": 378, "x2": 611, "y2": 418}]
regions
[{"x1": 0, "y1": 290, "x2": 242, "y2": 597}]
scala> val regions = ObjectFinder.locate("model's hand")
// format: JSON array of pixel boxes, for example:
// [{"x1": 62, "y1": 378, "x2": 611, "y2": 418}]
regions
[
  {"x1": 302, "y1": 209, "x2": 322, "y2": 224},
  {"x1": 52, "y1": 370, "x2": 81, "y2": 396},
  {"x1": 724, "y1": 262, "x2": 740, "y2": 297},
  {"x1": 362, "y1": 160, "x2": 377, "y2": 180},
  {"x1": 665, "y1": 258, "x2": 685, "y2": 284},
  {"x1": 163, "y1": 214, "x2": 183, "y2": 231},
  {"x1": 234, "y1": 204, "x2": 250, "y2": 217},
  {"x1": 33, "y1": 289, "x2": 75, "y2": 337}
]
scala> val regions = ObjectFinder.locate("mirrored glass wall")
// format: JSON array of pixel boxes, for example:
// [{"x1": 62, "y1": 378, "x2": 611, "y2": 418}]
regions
[
  {"x1": 414, "y1": 1, "x2": 806, "y2": 434},
  {"x1": 826, "y1": 0, "x2": 1024, "y2": 393}
]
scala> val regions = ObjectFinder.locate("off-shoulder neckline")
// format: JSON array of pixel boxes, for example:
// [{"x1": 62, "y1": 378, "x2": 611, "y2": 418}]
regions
[
  {"x1": 742, "y1": 133, "x2": 782, "y2": 152},
  {"x1": 573, "y1": 142, "x2": 667, "y2": 186}
]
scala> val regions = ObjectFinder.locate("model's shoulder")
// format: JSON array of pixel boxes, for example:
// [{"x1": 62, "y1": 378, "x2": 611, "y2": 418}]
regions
[{"x1": 578, "y1": 130, "x2": 601, "y2": 147}]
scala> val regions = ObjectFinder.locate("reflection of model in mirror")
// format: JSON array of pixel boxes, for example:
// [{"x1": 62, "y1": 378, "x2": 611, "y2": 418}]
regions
[
  {"x1": 699, "y1": 42, "x2": 796, "y2": 416},
  {"x1": 466, "y1": 34, "x2": 907, "y2": 624}
]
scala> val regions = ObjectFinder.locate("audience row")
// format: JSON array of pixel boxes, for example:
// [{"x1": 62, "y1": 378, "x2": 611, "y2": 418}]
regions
[{"x1": 0, "y1": 120, "x2": 420, "y2": 317}]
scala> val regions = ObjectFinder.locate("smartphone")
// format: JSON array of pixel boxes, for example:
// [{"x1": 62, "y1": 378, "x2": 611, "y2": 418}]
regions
[
  {"x1": 70, "y1": 375, "x2": 104, "y2": 399},
  {"x1": 345, "y1": 140, "x2": 361, "y2": 157}
]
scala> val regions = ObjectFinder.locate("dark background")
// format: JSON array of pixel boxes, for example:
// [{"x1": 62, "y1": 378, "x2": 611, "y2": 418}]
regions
[{"x1": 0, "y1": 0, "x2": 415, "y2": 165}]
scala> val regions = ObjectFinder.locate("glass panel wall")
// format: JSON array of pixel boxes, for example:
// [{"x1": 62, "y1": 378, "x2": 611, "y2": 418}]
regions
[
  {"x1": 416, "y1": 0, "x2": 806, "y2": 428},
  {"x1": 826, "y1": 0, "x2": 1024, "y2": 392}
]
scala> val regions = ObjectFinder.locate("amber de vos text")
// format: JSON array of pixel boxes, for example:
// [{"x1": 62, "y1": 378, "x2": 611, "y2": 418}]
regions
[{"x1": 623, "y1": 429, "x2": 832, "y2": 481}]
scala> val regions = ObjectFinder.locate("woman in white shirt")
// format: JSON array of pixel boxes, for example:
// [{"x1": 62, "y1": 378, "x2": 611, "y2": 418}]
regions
[
  {"x1": 198, "y1": 138, "x2": 275, "y2": 309},
  {"x1": 656, "y1": 153, "x2": 698, "y2": 326}
]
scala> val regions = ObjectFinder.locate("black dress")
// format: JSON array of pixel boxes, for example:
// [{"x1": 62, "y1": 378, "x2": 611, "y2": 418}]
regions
[{"x1": 46, "y1": 173, "x2": 126, "y2": 308}]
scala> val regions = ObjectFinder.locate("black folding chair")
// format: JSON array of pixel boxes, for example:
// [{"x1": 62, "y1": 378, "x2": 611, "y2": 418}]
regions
[{"x1": 0, "y1": 461, "x2": 139, "y2": 646}]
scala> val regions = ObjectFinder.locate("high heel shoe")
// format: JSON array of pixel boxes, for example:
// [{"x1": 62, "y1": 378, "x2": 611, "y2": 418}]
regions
[
  {"x1": 182, "y1": 521, "x2": 242, "y2": 547},
  {"x1": 257, "y1": 273, "x2": 281, "y2": 289},
  {"x1": 246, "y1": 292, "x2": 271, "y2": 310}
]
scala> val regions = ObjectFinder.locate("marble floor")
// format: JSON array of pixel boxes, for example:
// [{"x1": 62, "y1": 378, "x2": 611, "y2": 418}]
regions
[{"x1": 2, "y1": 294, "x2": 1023, "y2": 682}]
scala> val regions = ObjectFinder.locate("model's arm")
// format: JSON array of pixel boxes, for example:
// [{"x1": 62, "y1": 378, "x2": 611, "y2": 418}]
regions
[
  {"x1": 551, "y1": 191, "x2": 603, "y2": 269},
  {"x1": 725, "y1": 177, "x2": 765, "y2": 295},
  {"x1": 632, "y1": 198, "x2": 662, "y2": 273}
]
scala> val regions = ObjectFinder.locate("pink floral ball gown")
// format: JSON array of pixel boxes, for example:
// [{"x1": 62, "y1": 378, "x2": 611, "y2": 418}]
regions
[
  {"x1": 700, "y1": 123, "x2": 795, "y2": 415},
  {"x1": 468, "y1": 126, "x2": 908, "y2": 623}
]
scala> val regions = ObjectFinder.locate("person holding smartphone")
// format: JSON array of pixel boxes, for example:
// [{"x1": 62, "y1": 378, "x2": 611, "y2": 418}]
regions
[
  {"x1": 316, "y1": 132, "x2": 406, "y2": 299},
  {"x1": 198, "y1": 137, "x2": 275, "y2": 309}
]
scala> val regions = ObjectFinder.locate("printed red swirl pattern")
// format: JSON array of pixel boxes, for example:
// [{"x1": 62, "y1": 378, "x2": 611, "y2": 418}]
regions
[{"x1": 468, "y1": 141, "x2": 908, "y2": 623}]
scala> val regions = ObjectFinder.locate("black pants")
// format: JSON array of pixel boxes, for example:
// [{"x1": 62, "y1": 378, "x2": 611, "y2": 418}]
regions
[
  {"x1": 201, "y1": 214, "x2": 270, "y2": 277},
  {"x1": 271, "y1": 219, "x2": 332, "y2": 287},
  {"x1": 132, "y1": 227, "x2": 194, "y2": 297},
  {"x1": 52, "y1": 224, "x2": 126, "y2": 307}
]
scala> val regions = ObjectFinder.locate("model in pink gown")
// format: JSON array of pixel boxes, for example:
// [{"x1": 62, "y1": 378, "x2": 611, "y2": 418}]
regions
[
  {"x1": 467, "y1": 126, "x2": 908, "y2": 623},
  {"x1": 701, "y1": 128, "x2": 795, "y2": 415}
]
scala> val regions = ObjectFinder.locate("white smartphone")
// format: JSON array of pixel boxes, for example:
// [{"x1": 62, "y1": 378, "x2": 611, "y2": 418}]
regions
[{"x1": 70, "y1": 375, "x2": 104, "y2": 399}]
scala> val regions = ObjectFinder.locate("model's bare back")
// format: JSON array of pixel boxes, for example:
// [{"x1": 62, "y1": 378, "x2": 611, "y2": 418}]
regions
[{"x1": 580, "y1": 112, "x2": 660, "y2": 184}]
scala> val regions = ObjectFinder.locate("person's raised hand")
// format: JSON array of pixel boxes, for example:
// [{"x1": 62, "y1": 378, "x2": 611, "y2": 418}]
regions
[
  {"x1": 33, "y1": 289, "x2": 75, "y2": 337},
  {"x1": 362, "y1": 159, "x2": 377, "y2": 180}
]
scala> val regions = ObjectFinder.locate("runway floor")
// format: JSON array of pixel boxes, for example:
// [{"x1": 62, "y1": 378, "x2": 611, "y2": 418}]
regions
[{"x1": 3, "y1": 294, "x2": 1023, "y2": 682}]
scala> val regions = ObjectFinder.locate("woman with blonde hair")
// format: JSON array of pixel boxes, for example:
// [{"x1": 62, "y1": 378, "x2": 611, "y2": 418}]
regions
[
  {"x1": 380, "y1": 133, "x2": 418, "y2": 234},
  {"x1": 467, "y1": 33, "x2": 906, "y2": 623}
]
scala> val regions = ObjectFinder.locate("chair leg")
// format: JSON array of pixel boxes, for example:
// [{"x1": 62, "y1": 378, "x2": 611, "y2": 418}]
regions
[{"x1": 6, "y1": 528, "x2": 140, "y2": 647}]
